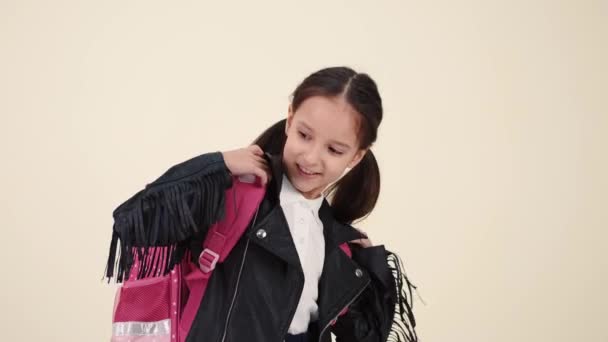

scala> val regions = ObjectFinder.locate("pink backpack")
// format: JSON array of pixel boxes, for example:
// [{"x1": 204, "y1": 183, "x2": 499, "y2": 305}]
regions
[{"x1": 110, "y1": 175, "x2": 352, "y2": 341}]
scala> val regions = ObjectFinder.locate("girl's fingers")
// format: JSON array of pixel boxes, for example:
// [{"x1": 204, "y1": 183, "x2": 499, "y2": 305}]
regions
[
  {"x1": 249, "y1": 159, "x2": 265, "y2": 181},
  {"x1": 252, "y1": 155, "x2": 266, "y2": 165},
  {"x1": 253, "y1": 167, "x2": 268, "y2": 185},
  {"x1": 253, "y1": 156, "x2": 271, "y2": 174},
  {"x1": 255, "y1": 161, "x2": 271, "y2": 183},
  {"x1": 360, "y1": 239, "x2": 372, "y2": 248},
  {"x1": 250, "y1": 144, "x2": 264, "y2": 156},
  {"x1": 349, "y1": 237, "x2": 373, "y2": 248}
]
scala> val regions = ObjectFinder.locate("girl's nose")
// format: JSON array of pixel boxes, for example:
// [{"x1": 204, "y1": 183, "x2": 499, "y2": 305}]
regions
[{"x1": 302, "y1": 146, "x2": 321, "y2": 166}]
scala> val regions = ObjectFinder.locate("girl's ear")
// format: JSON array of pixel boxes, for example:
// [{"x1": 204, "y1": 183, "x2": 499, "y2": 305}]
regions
[
  {"x1": 285, "y1": 104, "x2": 294, "y2": 135},
  {"x1": 348, "y1": 148, "x2": 368, "y2": 169}
]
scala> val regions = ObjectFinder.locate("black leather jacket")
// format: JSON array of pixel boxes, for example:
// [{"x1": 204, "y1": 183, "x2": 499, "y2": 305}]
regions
[{"x1": 106, "y1": 151, "x2": 417, "y2": 342}]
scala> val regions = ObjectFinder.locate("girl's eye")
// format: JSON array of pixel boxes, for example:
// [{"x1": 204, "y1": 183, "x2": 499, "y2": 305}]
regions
[
  {"x1": 329, "y1": 147, "x2": 343, "y2": 155},
  {"x1": 298, "y1": 131, "x2": 309, "y2": 140}
]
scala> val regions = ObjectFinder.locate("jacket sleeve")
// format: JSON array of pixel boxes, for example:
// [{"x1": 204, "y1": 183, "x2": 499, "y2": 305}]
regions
[
  {"x1": 331, "y1": 245, "x2": 419, "y2": 342},
  {"x1": 104, "y1": 151, "x2": 233, "y2": 282}
]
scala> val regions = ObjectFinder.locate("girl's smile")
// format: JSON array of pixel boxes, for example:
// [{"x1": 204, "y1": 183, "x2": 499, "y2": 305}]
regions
[
  {"x1": 296, "y1": 163, "x2": 321, "y2": 177},
  {"x1": 282, "y1": 95, "x2": 367, "y2": 200}
]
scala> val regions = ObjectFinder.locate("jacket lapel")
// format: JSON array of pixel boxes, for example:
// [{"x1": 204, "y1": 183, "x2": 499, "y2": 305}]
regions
[
  {"x1": 316, "y1": 200, "x2": 371, "y2": 334},
  {"x1": 245, "y1": 153, "x2": 370, "y2": 331},
  {"x1": 245, "y1": 204, "x2": 301, "y2": 267},
  {"x1": 247, "y1": 152, "x2": 366, "y2": 259},
  {"x1": 244, "y1": 152, "x2": 300, "y2": 266}
]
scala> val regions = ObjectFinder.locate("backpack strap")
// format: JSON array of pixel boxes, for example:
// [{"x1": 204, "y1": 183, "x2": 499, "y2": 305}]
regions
[
  {"x1": 339, "y1": 242, "x2": 352, "y2": 258},
  {"x1": 199, "y1": 175, "x2": 264, "y2": 271},
  {"x1": 331, "y1": 242, "x2": 354, "y2": 324},
  {"x1": 179, "y1": 175, "x2": 265, "y2": 341}
]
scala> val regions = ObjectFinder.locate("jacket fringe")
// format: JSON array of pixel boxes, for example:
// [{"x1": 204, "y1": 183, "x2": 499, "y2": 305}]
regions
[
  {"x1": 386, "y1": 251, "x2": 419, "y2": 342},
  {"x1": 105, "y1": 169, "x2": 231, "y2": 283}
]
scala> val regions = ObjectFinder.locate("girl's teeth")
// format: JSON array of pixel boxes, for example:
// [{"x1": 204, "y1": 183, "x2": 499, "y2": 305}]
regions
[{"x1": 299, "y1": 165, "x2": 316, "y2": 175}]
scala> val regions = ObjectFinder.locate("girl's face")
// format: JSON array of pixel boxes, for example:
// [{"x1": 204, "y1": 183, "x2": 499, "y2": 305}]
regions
[{"x1": 282, "y1": 95, "x2": 368, "y2": 199}]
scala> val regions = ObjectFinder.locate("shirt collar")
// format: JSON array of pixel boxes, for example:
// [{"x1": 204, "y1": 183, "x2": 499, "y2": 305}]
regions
[
  {"x1": 280, "y1": 174, "x2": 324, "y2": 215},
  {"x1": 264, "y1": 152, "x2": 366, "y2": 247}
]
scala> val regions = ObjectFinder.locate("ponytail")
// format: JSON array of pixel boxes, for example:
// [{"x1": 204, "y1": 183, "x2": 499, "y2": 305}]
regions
[
  {"x1": 325, "y1": 150, "x2": 380, "y2": 224},
  {"x1": 252, "y1": 119, "x2": 287, "y2": 154}
]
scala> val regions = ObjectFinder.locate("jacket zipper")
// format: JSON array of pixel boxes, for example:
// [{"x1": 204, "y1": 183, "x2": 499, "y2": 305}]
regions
[
  {"x1": 220, "y1": 199, "x2": 260, "y2": 342},
  {"x1": 220, "y1": 238, "x2": 250, "y2": 342},
  {"x1": 317, "y1": 278, "x2": 371, "y2": 342}
]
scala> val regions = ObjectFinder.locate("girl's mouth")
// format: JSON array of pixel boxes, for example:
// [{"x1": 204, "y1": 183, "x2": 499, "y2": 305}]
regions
[{"x1": 297, "y1": 163, "x2": 320, "y2": 177}]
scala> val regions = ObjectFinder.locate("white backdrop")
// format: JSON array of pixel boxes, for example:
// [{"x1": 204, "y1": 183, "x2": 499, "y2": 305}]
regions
[{"x1": 1, "y1": 1, "x2": 606, "y2": 341}]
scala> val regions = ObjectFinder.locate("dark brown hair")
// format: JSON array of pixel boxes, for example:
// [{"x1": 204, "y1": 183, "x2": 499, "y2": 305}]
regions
[{"x1": 253, "y1": 66, "x2": 383, "y2": 224}]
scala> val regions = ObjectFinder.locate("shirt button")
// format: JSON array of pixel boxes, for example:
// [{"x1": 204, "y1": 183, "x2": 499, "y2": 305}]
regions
[
  {"x1": 355, "y1": 268, "x2": 363, "y2": 278},
  {"x1": 299, "y1": 217, "x2": 305, "y2": 224}
]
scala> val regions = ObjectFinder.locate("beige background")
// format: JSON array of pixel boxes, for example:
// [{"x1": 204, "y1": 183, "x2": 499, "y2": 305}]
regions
[{"x1": 1, "y1": 0, "x2": 606, "y2": 341}]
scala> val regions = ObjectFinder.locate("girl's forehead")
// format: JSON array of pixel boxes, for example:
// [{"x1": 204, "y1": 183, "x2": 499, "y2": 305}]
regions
[{"x1": 294, "y1": 96, "x2": 361, "y2": 146}]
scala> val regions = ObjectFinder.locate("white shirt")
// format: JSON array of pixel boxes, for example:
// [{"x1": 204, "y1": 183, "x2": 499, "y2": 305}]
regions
[{"x1": 279, "y1": 174, "x2": 325, "y2": 334}]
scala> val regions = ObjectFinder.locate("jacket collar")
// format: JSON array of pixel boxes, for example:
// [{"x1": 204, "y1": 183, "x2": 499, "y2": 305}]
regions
[{"x1": 263, "y1": 152, "x2": 365, "y2": 249}]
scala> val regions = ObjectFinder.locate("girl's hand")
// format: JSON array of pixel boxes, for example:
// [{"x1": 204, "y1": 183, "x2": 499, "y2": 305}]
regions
[
  {"x1": 222, "y1": 145, "x2": 272, "y2": 185},
  {"x1": 349, "y1": 228, "x2": 373, "y2": 248}
]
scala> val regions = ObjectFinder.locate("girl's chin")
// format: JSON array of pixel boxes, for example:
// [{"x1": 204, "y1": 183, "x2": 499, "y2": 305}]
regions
[
  {"x1": 291, "y1": 176, "x2": 315, "y2": 189},
  {"x1": 294, "y1": 185, "x2": 323, "y2": 199},
  {"x1": 289, "y1": 175, "x2": 321, "y2": 196}
]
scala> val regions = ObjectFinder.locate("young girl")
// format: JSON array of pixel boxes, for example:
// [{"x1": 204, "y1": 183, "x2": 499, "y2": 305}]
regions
[{"x1": 105, "y1": 66, "x2": 417, "y2": 342}]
